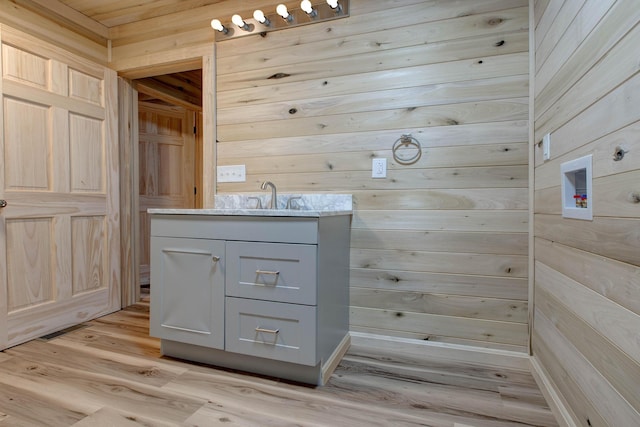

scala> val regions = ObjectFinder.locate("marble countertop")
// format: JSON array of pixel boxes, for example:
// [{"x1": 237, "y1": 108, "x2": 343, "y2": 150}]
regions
[
  {"x1": 147, "y1": 208, "x2": 351, "y2": 217},
  {"x1": 149, "y1": 193, "x2": 353, "y2": 217}
]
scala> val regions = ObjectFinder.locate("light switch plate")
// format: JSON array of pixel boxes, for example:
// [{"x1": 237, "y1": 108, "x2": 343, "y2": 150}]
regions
[
  {"x1": 217, "y1": 165, "x2": 246, "y2": 182},
  {"x1": 372, "y1": 158, "x2": 387, "y2": 178}
]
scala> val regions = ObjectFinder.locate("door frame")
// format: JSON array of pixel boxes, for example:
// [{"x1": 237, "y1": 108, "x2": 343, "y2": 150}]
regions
[{"x1": 117, "y1": 49, "x2": 216, "y2": 307}]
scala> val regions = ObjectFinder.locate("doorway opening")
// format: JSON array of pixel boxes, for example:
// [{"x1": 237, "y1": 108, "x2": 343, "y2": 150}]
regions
[{"x1": 134, "y1": 70, "x2": 204, "y2": 303}]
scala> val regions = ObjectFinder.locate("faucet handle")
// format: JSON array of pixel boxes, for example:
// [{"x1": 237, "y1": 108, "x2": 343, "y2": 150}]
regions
[
  {"x1": 247, "y1": 197, "x2": 263, "y2": 209},
  {"x1": 286, "y1": 196, "x2": 303, "y2": 210}
]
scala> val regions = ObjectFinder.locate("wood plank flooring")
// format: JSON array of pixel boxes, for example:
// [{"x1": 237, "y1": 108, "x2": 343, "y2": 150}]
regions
[{"x1": 0, "y1": 303, "x2": 558, "y2": 426}]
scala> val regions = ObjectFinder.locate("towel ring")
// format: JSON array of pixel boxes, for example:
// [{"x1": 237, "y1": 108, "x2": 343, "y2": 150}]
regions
[{"x1": 392, "y1": 134, "x2": 422, "y2": 165}]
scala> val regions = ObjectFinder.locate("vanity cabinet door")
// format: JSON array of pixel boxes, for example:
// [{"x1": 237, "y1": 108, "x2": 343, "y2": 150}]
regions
[{"x1": 150, "y1": 237, "x2": 225, "y2": 349}]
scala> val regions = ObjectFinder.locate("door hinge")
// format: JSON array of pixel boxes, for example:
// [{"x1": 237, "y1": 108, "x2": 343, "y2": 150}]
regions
[
  {"x1": 194, "y1": 187, "x2": 197, "y2": 195},
  {"x1": 193, "y1": 126, "x2": 197, "y2": 134}
]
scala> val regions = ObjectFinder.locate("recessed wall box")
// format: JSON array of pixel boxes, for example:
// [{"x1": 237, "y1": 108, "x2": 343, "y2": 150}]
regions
[{"x1": 560, "y1": 154, "x2": 592, "y2": 220}]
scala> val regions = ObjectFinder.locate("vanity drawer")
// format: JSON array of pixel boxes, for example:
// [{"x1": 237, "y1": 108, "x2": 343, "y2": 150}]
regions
[
  {"x1": 225, "y1": 241, "x2": 317, "y2": 305},
  {"x1": 225, "y1": 297, "x2": 317, "y2": 366}
]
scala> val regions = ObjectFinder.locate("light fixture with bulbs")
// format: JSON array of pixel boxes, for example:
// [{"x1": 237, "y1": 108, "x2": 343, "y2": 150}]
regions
[{"x1": 210, "y1": 0, "x2": 349, "y2": 41}]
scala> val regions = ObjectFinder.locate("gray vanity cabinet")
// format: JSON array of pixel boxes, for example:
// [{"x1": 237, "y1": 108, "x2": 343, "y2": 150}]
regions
[{"x1": 148, "y1": 212, "x2": 351, "y2": 385}]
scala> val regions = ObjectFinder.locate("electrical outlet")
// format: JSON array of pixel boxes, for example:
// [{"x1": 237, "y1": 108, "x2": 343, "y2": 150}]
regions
[
  {"x1": 372, "y1": 158, "x2": 387, "y2": 178},
  {"x1": 543, "y1": 133, "x2": 551, "y2": 161},
  {"x1": 217, "y1": 165, "x2": 246, "y2": 182}
]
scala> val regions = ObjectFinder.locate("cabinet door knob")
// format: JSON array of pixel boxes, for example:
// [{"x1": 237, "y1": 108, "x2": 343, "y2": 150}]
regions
[
  {"x1": 212, "y1": 255, "x2": 220, "y2": 262},
  {"x1": 0, "y1": 200, "x2": 6, "y2": 208}
]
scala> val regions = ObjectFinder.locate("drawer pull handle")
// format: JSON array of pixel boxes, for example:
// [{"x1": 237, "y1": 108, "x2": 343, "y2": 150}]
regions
[
  {"x1": 255, "y1": 327, "x2": 280, "y2": 335},
  {"x1": 256, "y1": 269, "x2": 280, "y2": 276}
]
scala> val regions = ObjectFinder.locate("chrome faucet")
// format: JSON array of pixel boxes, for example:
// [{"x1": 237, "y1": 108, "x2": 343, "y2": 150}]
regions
[{"x1": 260, "y1": 181, "x2": 277, "y2": 209}]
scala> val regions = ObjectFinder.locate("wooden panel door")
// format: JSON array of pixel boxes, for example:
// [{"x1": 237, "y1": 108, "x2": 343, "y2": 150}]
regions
[
  {"x1": 0, "y1": 26, "x2": 119, "y2": 350},
  {"x1": 138, "y1": 102, "x2": 195, "y2": 285}
]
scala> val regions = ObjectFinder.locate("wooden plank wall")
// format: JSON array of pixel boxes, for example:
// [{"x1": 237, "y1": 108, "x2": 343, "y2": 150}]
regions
[
  {"x1": 532, "y1": 0, "x2": 640, "y2": 425},
  {"x1": 216, "y1": 0, "x2": 530, "y2": 351},
  {"x1": 0, "y1": 2, "x2": 107, "y2": 64}
]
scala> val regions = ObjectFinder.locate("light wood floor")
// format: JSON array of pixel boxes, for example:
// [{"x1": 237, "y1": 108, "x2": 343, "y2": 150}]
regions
[{"x1": 0, "y1": 303, "x2": 558, "y2": 426}]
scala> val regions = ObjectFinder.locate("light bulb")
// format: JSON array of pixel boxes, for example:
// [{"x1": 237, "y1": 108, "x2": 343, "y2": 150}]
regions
[
  {"x1": 231, "y1": 14, "x2": 244, "y2": 27},
  {"x1": 326, "y1": 0, "x2": 339, "y2": 9},
  {"x1": 253, "y1": 9, "x2": 268, "y2": 24},
  {"x1": 276, "y1": 4, "x2": 290, "y2": 19},
  {"x1": 231, "y1": 14, "x2": 250, "y2": 31},
  {"x1": 210, "y1": 19, "x2": 226, "y2": 33},
  {"x1": 301, "y1": 0, "x2": 313, "y2": 14}
]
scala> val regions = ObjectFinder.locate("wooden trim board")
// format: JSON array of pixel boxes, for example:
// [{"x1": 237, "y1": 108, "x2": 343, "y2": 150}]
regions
[
  {"x1": 349, "y1": 331, "x2": 530, "y2": 371},
  {"x1": 321, "y1": 333, "x2": 351, "y2": 386},
  {"x1": 530, "y1": 355, "x2": 579, "y2": 427}
]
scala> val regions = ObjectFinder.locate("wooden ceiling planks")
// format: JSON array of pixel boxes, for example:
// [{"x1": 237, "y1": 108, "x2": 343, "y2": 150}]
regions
[
  {"x1": 58, "y1": 0, "x2": 229, "y2": 27},
  {"x1": 57, "y1": 0, "x2": 299, "y2": 28},
  {"x1": 136, "y1": 69, "x2": 203, "y2": 109}
]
